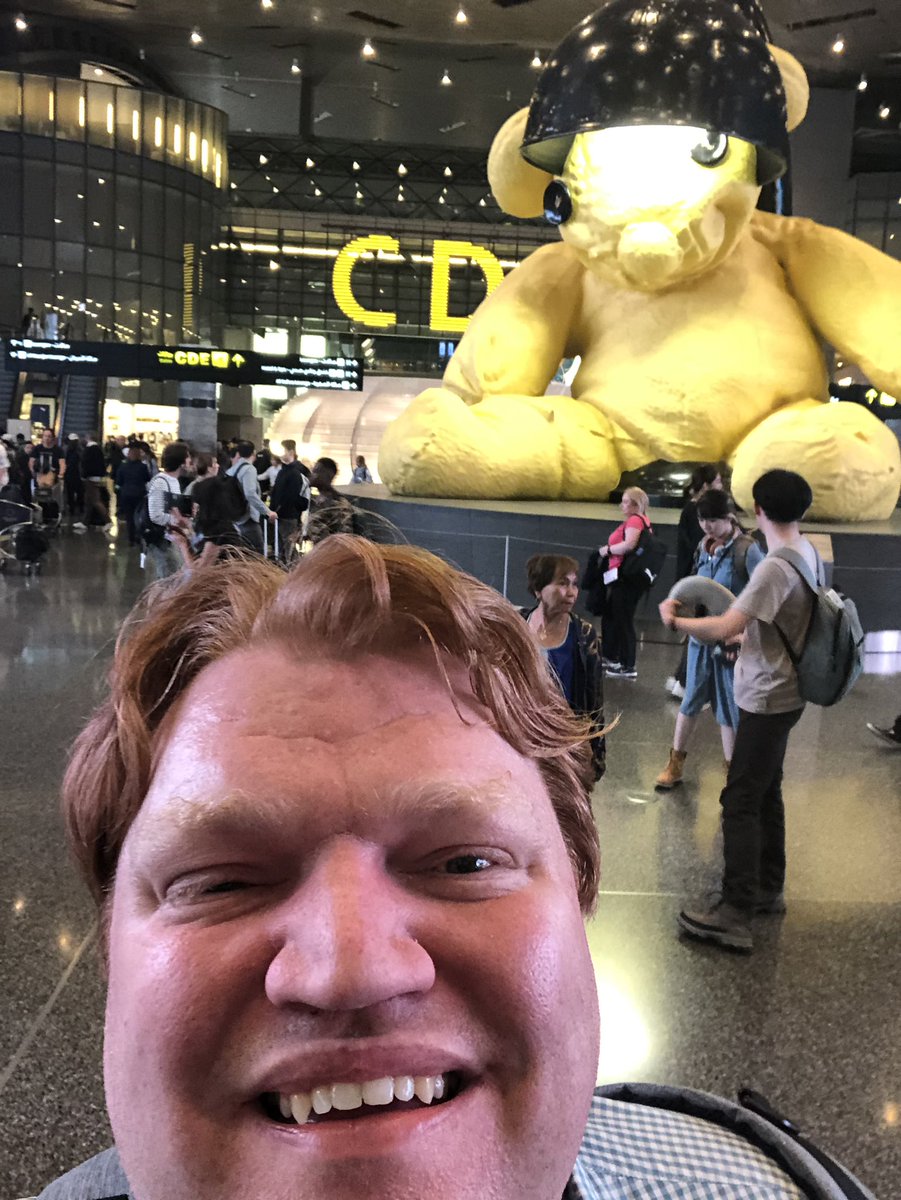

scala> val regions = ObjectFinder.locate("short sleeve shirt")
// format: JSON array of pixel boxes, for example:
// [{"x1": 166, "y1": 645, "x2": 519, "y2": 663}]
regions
[
  {"x1": 732, "y1": 538, "x2": 819, "y2": 714},
  {"x1": 609, "y1": 515, "x2": 647, "y2": 570}
]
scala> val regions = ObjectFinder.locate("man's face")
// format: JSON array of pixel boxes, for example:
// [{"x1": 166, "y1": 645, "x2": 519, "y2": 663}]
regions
[
  {"x1": 41, "y1": 430, "x2": 54, "y2": 447},
  {"x1": 105, "y1": 646, "x2": 599, "y2": 1200},
  {"x1": 310, "y1": 460, "x2": 334, "y2": 489}
]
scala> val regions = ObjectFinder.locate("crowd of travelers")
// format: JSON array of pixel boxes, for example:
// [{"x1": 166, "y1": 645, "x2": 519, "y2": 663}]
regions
[{"x1": 0, "y1": 427, "x2": 380, "y2": 580}]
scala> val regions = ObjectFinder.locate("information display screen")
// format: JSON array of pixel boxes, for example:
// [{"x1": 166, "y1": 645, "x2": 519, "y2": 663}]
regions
[{"x1": 5, "y1": 339, "x2": 364, "y2": 391}]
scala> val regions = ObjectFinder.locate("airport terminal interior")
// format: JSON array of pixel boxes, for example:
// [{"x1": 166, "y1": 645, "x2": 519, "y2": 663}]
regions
[{"x1": 1, "y1": 0, "x2": 900, "y2": 1197}]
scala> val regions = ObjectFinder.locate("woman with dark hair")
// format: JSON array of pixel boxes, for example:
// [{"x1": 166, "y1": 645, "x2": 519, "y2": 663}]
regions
[
  {"x1": 170, "y1": 472, "x2": 249, "y2": 568},
  {"x1": 522, "y1": 554, "x2": 607, "y2": 781},
  {"x1": 656, "y1": 488, "x2": 763, "y2": 790},
  {"x1": 667, "y1": 464, "x2": 724, "y2": 697}
]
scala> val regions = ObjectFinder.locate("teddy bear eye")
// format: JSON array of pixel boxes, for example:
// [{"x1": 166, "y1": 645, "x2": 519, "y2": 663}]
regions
[
  {"x1": 543, "y1": 180, "x2": 573, "y2": 226},
  {"x1": 691, "y1": 132, "x2": 729, "y2": 167}
]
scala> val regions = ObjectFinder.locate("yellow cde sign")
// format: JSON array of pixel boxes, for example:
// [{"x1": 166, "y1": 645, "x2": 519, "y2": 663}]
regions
[{"x1": 331, "y1": 235, "x2": 507, "y2": 332}]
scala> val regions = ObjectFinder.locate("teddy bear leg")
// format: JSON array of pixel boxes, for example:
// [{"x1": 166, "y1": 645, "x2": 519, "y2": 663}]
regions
[
  {"x1": 731, "y1": 400, "x2": 901, "y2": 521},
  {"x1": 378, "y1": 387, "x2": 621, "y2": 500}
]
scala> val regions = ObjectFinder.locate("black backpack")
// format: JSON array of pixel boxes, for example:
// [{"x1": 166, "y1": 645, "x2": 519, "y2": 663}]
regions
[
  {"x1": 135, "y1": 478, "x2": 173, "y2": 547},
  {"x1": 618, "y1": 516, "x2": 667, "y2": 590}
]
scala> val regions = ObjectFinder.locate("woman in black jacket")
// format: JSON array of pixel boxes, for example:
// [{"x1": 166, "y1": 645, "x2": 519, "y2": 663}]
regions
[{"x1": 521, "y1": 553, "x2": 607, "y2": 781}]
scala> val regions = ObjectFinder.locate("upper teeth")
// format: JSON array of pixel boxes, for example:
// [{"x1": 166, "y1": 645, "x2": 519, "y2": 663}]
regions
[{"x1": 277, "y1": 1074, "x2": 447, "y2": 1125}]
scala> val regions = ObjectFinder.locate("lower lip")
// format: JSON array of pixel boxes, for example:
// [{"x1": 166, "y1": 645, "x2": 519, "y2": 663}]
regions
[{"x1": 255, "y1": 1087, "x2": 475, "y2": 1161}]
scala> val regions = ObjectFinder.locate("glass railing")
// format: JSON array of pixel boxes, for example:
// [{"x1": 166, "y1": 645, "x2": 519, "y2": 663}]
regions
[{"x1": 0, "y1": 69, "x2": 228, "y2": 191}]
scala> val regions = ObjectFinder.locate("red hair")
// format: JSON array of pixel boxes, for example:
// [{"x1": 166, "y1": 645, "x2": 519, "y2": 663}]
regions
[{"x1": 62, "y1": 537, "x2": 601, "y2": 915}]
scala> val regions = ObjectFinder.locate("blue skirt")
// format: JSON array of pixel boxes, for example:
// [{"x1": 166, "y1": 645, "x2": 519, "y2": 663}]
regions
[{"x1": 680, "y1": 640, "x2": 739, "y2": 728}]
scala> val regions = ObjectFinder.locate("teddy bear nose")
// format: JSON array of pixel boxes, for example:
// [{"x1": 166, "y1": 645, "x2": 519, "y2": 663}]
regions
[{"x1": 616, "y1": 222, "x2": 683, "y2": 287}]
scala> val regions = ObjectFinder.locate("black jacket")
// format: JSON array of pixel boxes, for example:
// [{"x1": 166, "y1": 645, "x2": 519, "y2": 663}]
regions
[
  {"x1": 270, "y1": 460, "x2": 310, "y2": 520},
  {"x1": 676, "y1": 500, "x2": 703, "y2": 582},
  {"x1": 81, "y1": 443, "x2": 106, "y2": 479},
  {"x1": 521, "y1": 607, "x2": 606, "y2": 780},
  {"x1": 115, "y1": 459, "x2": 151, "y2": 499}
]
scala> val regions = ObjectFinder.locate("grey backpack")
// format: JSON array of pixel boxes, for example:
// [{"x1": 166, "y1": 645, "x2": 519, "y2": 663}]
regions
[
  {"x1": 771, "y1": 547, "x2": 865, "y2": 707},
  {"x1": 593, "y1": 1084, "x2": 877, "y2": 1200}
]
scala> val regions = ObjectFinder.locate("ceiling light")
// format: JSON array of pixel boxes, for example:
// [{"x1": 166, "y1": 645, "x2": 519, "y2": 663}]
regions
[
  {"x1": 305, "y1": 156, "x2": 315, "y2": 168},
  {"x1": 441, "y1": 69, "x2": 452, "y2": 86},
  {"x1": 261, "y1": 0, "x2": 274, "y2": 7},
  {"x1": 355, "y1": 189, "x2": 363, "y2": 200},
  {"x1": 397, "y1": 190, "x2": 405, "y2": 202},
  {"x1": 190, "y1": 27, "x2": 203, "y2": 45},
  {"x1": 14, "y1": 13, "x2": 27, "y2": 31},
  {"x1": 531, "y1": 50, "x2": 543, "y2": 69},
  {"x1": 269, "y1": 259, "x2": 280, "y2": 270},
  {"x1": 831, "y1": 36, "x2": 845, "y2": 55},
  {"x1": 314, "y1": 187, "x2": 322, "y2": 196},
  {"x1": 479, "y1": 197, "x2": 487, "y2": 207},
  {"x1": 444, "y1": 165, "x2": 453, "y2": 177},
  {"x1": 291, "y1": 58, "x2": 300, "y2": 74},
  {"x1": 259, "y1": 153, "x2": 268, "y2": 164},
  {"x1": 362, "y1": 38, "x2": 375, "y2": 58},
  {"x1": 352, "y1": 160, "x2": 360, "y2": 171},
  {"x1": 94, "y1": 67, "x2": 103, "y2": 76},
  {"x1": 455, "y1": 6, "x2": 467, "y2": 24},
  {"x1": 857, "y1": 73, "x2": 867, "y2": 92},
  {"x1": 879, "y1": 105, "x2": 891, "y2": 120},
  {"x1": 397, "y1": 162, "x2": 407, "y2": 176}
]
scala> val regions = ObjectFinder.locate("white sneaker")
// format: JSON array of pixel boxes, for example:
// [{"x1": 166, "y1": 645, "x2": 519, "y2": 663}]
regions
[
  {"x1": 665, "y1": 675, "x2": 677, "y2": 693},
  {"x1": 671, "y1": 681, "x2": 685, "y2": 699},
  {"x1": 102, "y1": 522, "x2": 113, "y2": 532},
  {"x1": 72, "y1": 521, "x2": 87, "y2": 532}
]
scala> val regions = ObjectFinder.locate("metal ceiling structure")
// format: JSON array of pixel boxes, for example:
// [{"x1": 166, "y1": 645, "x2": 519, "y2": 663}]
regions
[{"x1": 0, "y1": 0, "x2": 899, "y2": 157}]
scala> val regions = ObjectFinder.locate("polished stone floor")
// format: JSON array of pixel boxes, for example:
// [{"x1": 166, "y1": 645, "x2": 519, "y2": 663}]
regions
[{"x1": 1, "y1": 530, "x2": 899, "y2": 1198}]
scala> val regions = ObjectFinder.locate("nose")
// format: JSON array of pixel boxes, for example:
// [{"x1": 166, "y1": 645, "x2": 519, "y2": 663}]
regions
[
  {"x1": 265, "y1": 837, "x2": 436, "y2": 1012},
  {"x1": 617, "y1": 222, "x2": 683, "y2": 288}
]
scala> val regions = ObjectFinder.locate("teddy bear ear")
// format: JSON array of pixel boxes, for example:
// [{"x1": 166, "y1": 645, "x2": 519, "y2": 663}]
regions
[
  {"x1": 487, "y1": 107, "x2": 553, "y2": 219},
  {"x1": 768, "y1": 44, "x2": 810, "y2": 132}
]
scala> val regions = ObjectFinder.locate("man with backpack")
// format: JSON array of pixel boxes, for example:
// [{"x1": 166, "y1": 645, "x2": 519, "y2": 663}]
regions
[
  {"x1": 142, "y1": 442, "x2": 193, "y2": 580},
  {"x1": 659, "y1": 470, "x2": 823, "y2": 953},
  {"x1": 227, "y1": 440, "x2": 277, "y2": 553}
]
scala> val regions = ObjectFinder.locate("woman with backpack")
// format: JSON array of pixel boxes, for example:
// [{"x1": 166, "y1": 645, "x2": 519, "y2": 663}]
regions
[
  {"x1": 599, "y1": 487, "x2": 653, "y2": 679},
  {"x1": 656, "y1": 489, "x2": 763, "y2": 789}
]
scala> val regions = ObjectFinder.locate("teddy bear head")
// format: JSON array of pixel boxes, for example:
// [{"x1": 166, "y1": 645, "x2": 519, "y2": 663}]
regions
[{"x1": 488, "y1": 0, "x2": 809, "y2": 293}]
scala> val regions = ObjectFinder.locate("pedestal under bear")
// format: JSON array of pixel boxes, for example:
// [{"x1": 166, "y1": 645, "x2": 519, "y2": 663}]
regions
[{"x1": 378, "y1": 0, "x2": 901, "y2": 521}]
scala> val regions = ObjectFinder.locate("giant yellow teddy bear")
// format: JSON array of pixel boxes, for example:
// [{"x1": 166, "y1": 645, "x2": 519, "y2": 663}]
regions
[{"x1": 379, "y1": 0, "x2": 901, "y2": 521}]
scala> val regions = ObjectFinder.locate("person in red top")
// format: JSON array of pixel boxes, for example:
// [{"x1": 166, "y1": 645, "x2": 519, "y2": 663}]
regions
[{"x1": 598, "y1": 487, "x2": 651, "y2": 679}]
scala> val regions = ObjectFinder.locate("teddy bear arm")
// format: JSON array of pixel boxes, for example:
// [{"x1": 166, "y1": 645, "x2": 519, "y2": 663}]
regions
[
  {"x1": 776, "y1": 216, "x2": 901, "y2": 397},
  {"x1": 442, "y1": 245, "x2": 584, "y2": 403}
]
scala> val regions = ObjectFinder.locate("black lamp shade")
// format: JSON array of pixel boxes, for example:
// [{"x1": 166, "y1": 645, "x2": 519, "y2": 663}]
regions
[{"x1": 522, "y1": 0, "x2": 789, "y2": 185}]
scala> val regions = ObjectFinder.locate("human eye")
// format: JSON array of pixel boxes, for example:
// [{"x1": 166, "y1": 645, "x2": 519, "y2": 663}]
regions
[{"x1": 443, "y1": 854, "x2": 493, "y2": 875}]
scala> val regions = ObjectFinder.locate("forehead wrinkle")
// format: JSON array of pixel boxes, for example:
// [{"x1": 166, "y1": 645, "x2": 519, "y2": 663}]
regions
[{"x1": 132, "y1": 776, "x2": 527, "y2": 863}]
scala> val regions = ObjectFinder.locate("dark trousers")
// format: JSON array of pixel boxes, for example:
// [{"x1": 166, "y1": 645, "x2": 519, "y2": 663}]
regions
[
  {"x1": 83, "y1": 479, "x2": 108, "y2": 525},
  {"x1": 236, "y1": 519, "x2": 264, "y2": 554},
  {"x1": 720, "y1": 706, "x2": 804, "y2": 911},
  {"x1": 606, "y1": 579, "x2": 645, "y2": 670},
  {"x1": 64, "y1": 475, "x2": 83, "y2": 516},
  {"x1": 119, "y1": 495, "x2": 141, "y2": 545}
]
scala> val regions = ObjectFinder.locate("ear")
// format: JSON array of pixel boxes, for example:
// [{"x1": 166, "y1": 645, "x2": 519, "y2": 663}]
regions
[
  {"x1": 768, "y1": 45, "x2": 810, "y2": 132},
  {"x1": 487, "y1": 107, "x2": 553, "y2": 219}
]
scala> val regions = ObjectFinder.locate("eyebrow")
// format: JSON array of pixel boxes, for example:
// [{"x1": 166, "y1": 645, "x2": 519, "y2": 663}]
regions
[{"x1": 133, "y1": 778, "x2": 517, "y2": 861}]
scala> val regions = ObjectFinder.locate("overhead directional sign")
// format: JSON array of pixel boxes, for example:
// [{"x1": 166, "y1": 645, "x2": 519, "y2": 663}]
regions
[{"x1": 5, "y1": 339, "x2": 364, "y2": 390}]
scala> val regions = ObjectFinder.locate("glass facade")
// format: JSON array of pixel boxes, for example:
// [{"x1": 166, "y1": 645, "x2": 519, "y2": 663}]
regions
[
  {"x1": 847, "y1": 171, "x2": 901, "y2": 260},
  {"x1": 0, "y1": 71, "x2": 227, "y2": 347},
  {"x1": 215, "y1": 208, "x2": 552, "y2": 342}
]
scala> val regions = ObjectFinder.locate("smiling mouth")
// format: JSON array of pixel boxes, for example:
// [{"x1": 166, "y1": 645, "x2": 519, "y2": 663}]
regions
[{"x1": 260, "y1": 1072, "x2": 463, "y2": 1127}]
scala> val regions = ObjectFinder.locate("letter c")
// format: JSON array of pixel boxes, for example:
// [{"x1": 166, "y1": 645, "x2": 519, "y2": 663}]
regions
[{"x1": 332, "y1": 236, "x2": 399, "y2": 329}]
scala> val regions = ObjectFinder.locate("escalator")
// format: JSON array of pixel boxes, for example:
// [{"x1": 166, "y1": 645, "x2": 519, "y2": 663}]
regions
[{"x1": 59, "y1": 373, "x2": 105, "y2": 438}]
